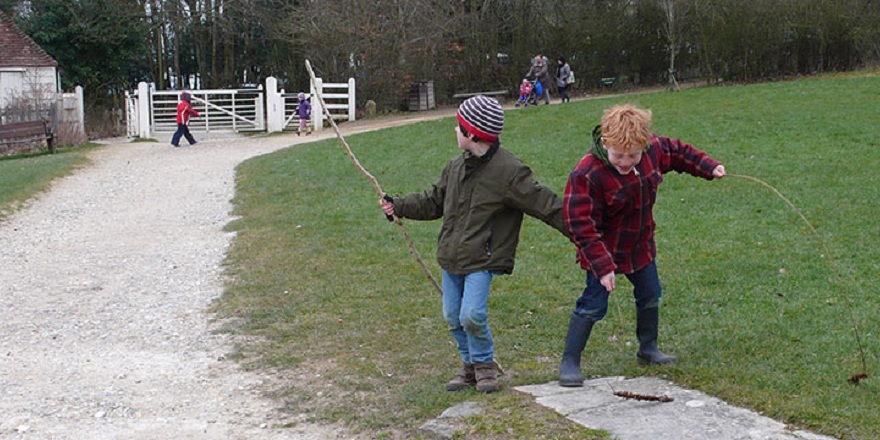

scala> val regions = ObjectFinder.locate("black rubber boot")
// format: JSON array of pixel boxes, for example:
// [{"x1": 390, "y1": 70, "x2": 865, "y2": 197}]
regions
[
  {"x1": 558, "y1": 312, "x2": 594, "y2": 387},
  {"x1": 636, "y1": 307, "x2": 677, "y2": 365}
]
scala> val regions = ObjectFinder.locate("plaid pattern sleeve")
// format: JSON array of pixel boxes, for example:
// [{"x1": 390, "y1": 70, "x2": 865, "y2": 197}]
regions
[
  {"x1": 655, "y1": 135, "x2": 720, "y2": 178},
  {"x1": 563, "y1": 155, "x2": 617, "y2": 278}
]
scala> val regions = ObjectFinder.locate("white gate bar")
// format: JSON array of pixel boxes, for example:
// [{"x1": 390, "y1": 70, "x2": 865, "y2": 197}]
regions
[
  {"x1": 348, "y1": 78, "x2": 356, "y2": 122},
  {"x1": 191, "y1": 95, "x2": 262, "y2": 128}
]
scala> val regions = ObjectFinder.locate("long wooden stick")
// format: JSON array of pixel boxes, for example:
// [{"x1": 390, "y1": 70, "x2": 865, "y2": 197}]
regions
[
  {"x1": 728, "y1": 173, "x2": 867, "y2": 379},
  {"x1": 304, "y1": 59, "x2": 442, "y2": 295}
]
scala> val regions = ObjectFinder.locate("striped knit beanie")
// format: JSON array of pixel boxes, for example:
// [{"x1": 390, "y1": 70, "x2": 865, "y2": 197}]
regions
[{"x1": 457, "y1": 95, "x2": 504, "y2": 142}]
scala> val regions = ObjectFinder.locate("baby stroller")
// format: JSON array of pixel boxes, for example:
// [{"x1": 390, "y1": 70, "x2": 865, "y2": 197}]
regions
[{"x1": 516, "y1": 78, "x2": 541, "y2": 108}]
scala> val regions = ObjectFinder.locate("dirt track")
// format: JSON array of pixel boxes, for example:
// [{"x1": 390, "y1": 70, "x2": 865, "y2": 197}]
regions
[{"x1": 0, "y1": 124, "x2": 404, "y2": 438}]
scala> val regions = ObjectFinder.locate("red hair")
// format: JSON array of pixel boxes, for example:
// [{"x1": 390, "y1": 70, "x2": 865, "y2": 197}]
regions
[{"x1": 601, "y1": 104, "x2": 652, "y2": 151}]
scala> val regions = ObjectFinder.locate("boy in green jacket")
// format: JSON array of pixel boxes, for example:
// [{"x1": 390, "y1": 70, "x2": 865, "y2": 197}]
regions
[{"x1": 379, "y1": 95, "x2": 568, "y2": 393}]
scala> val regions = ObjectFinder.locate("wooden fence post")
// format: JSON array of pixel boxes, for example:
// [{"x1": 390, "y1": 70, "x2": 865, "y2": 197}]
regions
[
  {"x1": 75, "y1": 86, "x2": 84, "y2": 135},
  {"x1": 137, "y1": 82, "x2": 151, "y2": 138},
  {"x1": 311, "y1": 77, "x2": 323, "y2": 131},
  {"x1": 265, "y1": 76, "x2": 283, "y2": 133}
]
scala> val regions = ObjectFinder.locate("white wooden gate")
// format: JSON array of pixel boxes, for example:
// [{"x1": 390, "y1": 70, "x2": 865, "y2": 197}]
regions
[
  {"x1": 125, "y1": 89, "x2": 138, "y2": 138},
  {"x1": 124, "y1": 83, "x2": 264, "y2": 137},
  {"x1": 125, "y1": 76, "x2": 355, "y2": 138},
  {"x1": 150, "y1": 88, "x2": 264, "y2": 133}
]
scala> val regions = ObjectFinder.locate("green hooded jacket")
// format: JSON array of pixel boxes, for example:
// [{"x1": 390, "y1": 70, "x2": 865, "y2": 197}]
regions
[{"x1": 393, "y1": 146, "x2": 568, "y2": 275}]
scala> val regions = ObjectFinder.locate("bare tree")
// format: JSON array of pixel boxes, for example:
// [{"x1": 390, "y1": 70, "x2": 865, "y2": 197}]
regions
[{"x1": 658, "y1": 0, "x2": 687, "y2": 90}]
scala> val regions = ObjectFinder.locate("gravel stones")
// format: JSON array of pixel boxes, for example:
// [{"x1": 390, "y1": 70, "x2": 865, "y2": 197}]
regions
[{"x1": 0, "y1": 133, "x2": 349, "y2": 439}]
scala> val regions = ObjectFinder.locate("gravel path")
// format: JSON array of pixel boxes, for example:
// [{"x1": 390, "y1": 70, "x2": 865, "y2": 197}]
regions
[{"x1": 0, "y1": 131, "x2": 360, "y2": 439}]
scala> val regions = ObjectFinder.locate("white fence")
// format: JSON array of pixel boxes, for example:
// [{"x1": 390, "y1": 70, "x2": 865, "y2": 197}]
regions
[
  {"x1": 265, "y1": 76, "x2": 355, "y2": 132},
  {"x1": 126, "y1": 76, "x2": 355, "y2": 138}
]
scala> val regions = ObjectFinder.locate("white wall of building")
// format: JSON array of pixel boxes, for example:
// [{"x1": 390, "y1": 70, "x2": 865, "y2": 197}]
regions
[{"x1": 0, "y1": 66, "x2": 58, "y2": 108}]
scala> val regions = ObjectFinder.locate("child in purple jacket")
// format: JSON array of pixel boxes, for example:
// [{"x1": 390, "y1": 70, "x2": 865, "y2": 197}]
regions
[{"x1": 297, "y1": 92, "x2": 311, "y2": 136}]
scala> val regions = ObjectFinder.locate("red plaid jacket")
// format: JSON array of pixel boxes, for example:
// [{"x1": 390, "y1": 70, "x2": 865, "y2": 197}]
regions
[{"x1": 564, "y1": 132, "x2": 720, "y2": 277}]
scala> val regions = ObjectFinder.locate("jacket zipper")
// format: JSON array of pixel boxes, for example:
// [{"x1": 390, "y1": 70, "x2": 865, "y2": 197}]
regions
[
  {"x1": 485, "y1": 225, "x2": 493, "y2": 257},
  {"x1": 633, "y1": 168, "x2": 644, "y2": 247}
]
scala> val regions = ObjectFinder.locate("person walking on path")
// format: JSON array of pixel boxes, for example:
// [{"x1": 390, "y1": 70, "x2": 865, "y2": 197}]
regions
[
  {"x1": 556, "y1": 57, "x2": 572, "y2": 103},
  {"x1": 379, "y1": 96, "x2": 569, "y2": 393},
  {"x1": 171, "y1": 91, "x2": 199, "y2": 147},
  {"x1": 527, "y1": 54, "x2": 552, "y2": 105},
  {"x1": 558, "y1": 104, "x2": 726, "y2": 387},
  {"x1": 297, "y1": 92, "x2": 312, "y2": 136}
]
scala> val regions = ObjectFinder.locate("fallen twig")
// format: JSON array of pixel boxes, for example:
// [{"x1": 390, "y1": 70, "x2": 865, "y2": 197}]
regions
[
  {"x1": 613, "y1": 390, "x2": 674, "y2": 403},
  {"x1": 848, "y1": 372, "x2": 868, "y2": 385}
]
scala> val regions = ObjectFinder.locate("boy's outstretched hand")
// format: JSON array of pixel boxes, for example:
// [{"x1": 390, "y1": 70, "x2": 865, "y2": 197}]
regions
[{"x1": 713, "y1": 165, "x2": 726, "y2": 179}]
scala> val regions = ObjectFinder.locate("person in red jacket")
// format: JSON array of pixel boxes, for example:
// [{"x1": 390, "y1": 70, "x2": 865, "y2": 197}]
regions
[
  {"x1": 558, "y1": 104, "x2": 726, "y2": 387},
  {"x1": 171, "y1": 91, "x2": 200, "y2": 147}
]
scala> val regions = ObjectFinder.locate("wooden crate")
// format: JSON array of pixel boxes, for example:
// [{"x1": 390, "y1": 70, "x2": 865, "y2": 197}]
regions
[{"x1": 408, "y1": 81, "x2": 436, "y2": 111}]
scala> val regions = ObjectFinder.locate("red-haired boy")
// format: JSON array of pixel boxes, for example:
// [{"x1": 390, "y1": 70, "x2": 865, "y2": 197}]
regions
[{"x1": 559, "y1": 104, "x2": 726, "y2": 386}]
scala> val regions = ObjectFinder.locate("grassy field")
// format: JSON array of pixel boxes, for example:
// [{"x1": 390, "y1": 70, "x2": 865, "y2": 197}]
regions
[
  {"x1": 215, "y1": 73, "x2": 880, "y2": 439},
  {"x1": 0, "y1": 146, "x2": 97, "y2": 222}
]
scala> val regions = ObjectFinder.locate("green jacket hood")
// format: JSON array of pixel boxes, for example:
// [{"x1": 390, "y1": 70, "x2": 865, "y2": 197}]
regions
[{"x1": 590, "y1": 125, "x2": 611, "y2": 167}]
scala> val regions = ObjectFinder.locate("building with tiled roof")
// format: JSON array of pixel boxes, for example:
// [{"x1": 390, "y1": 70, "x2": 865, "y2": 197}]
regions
[{"x1": 0, "y1": 10, "x2": 59, "y2": 107}]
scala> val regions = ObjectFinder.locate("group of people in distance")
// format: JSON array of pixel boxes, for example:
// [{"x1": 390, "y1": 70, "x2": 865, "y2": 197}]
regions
[
  {"x1": 379, "y1": 96, "x2": 725, "y2": 393},
  {"x1": 518, "y1": 53, "x2": 573, "y2": 107},
  {"x1": 172, "y1": 53, "x2": 563, "y2": 147}
]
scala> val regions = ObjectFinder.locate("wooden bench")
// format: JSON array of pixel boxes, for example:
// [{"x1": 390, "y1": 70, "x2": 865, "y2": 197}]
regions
[
  {"x1": 452, "y1": 90, "x2": 508, "y2": 102},
  {"x1": 0, "y1": 120, "x2": 55, "y2": 153},
  {"x1": 598, "y1": 77, "x2": 618, "y2": 88}
]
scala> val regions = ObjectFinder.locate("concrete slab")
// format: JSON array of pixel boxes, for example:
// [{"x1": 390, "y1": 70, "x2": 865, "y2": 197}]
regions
[{"x1": 516, "y1": 377, "x2": 837, "y2": 440}]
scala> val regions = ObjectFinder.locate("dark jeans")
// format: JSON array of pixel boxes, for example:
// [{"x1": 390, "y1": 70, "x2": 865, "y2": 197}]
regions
[
  {"x1": 171, "y1": 124, "x2": 197, "y2": 146},
  {"x1": 574, "y1": 261, "x2": 662, "y2": 321},
  {"x1": 558, "y1": 85, "x2": 570, "y2": 102}
]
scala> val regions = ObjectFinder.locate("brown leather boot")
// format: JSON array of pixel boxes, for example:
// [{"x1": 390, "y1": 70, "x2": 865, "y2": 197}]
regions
[
  {"x1": 446, "y1": 363, "x2": 476, "y2": 391},
  {"x1": 474, "y1": 362, "x2": 499, "y2": 393}
]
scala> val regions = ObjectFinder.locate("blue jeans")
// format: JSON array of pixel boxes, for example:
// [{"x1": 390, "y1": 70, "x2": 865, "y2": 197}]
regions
[
  {"x1": 171, "y1": 124, "x2": 196, "y2": 146},
  {"x1": 442, "y1": 270, "x2": 497, "y2": 364},
  {"x1": 574, "y1": 262, "x2": 662, "y2": 322}
]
